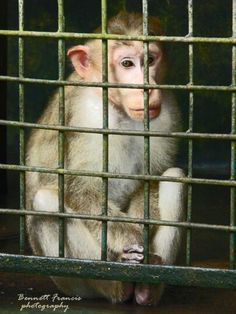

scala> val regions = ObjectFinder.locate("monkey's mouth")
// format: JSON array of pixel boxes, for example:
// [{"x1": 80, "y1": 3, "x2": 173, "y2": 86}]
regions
[{"x1": 129, "y1": 105, "x2": 161, "y2": 120}]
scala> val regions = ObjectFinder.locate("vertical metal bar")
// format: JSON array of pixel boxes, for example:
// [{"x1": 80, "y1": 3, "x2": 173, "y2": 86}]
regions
[
  {"x1": 0, "y1": 1, "x2": 7, "y2": 197},
  {"x1": 142, "y1": 0, "x2": 150, "y2": 264},
  {"x1": 186, "y1": 0, "x2": 194, "y2": 266},
  {"x1": 230, "y1": 0, "x2": 236, "y2": 269},
  {"x1": 101, "y1": 0, "x2": 108, "y2": 261},
  {"x1": 18, "y1": 0, "x2": 26, "y2": 254},
  {"x1": 57, "y1": 0, "x2": 65, "y2": 258}
]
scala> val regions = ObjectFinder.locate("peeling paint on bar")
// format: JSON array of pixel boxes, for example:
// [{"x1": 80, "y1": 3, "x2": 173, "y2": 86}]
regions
[{"x1": 0, "y1": 254, "x2": 236, "y2": 289}]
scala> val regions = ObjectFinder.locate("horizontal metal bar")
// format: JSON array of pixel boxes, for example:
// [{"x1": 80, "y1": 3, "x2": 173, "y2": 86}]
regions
[
  {"x1": 0, "y1": 29, "x2": 235, "y2": 44},
  {"x1": 0, "y1": 75, "x2": 235, "y2": 92},
  {"x1": 1, "y1": 119, "x2": 236, "y2": 140},
  {"x1": 0, "y1": 208, "x2": 235, "y2": 232},
  {"x1": 0, "y1": 253, "x2": 235, "y2": 288},
  {"x1": 0, "y1": 163, "x2": 235, "y2": 187}
]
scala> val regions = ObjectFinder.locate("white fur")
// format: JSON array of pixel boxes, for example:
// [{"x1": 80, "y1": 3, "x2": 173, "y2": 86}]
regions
[{"x1": 152, "y1": 168, "x2": 185, "y2": 264}]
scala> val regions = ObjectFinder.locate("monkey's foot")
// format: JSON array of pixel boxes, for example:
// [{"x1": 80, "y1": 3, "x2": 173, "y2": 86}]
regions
[
  {"x1": 135, "y1": 254, "x2": 162, "y2": 306},
  {"x1": 121, "y1": 244, "x2": 144, "y2": 263}
]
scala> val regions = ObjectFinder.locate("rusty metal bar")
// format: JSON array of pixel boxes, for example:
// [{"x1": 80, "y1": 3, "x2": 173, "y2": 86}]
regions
[
  {"x1": 0, "y1": 253, "x2": 236, "y2": 288},
  {"x1": 18, "y1": 0, "x2": 26, "y2": 255},
  {"x1": 57, "y1": 0, "x2": 65, "y2": 258},
  {"x1": 101, "y1": 0, "x2": 108, "y2": 261},
  {"x1": 1, "y1": 119, "x2": 236, "y2": 140},
  {"x1": 0, "y1": 29, "x2": 235, "y2": 45},
  {"x1": 186, "y1": 0, "x2": 194, "y2": 267},
  {"x1": 1, "y1": 207, "x2": 236, "y2": 232},
  {"x1": 0, "y1": 75, "x2": 235, "y2": 92},
  {"x1": 230, "y1": 0, "x2": 236, "y2": 269},
  {"x1": 142, "y1": 0, "x2": 150, "y2": 264},
  {"x1": 1, "y1": 163, "x2": 236, "y2": 187}
]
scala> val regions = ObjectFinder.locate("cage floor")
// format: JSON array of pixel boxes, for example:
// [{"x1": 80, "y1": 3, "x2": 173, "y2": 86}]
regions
[{"x1": 0, "y1": 271, "x2": 235, "y2": 314}]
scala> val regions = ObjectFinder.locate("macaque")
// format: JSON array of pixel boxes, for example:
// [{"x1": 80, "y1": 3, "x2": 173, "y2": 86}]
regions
[{"x1": 26, "y1": 12, "x2": 185, "y2": 306}]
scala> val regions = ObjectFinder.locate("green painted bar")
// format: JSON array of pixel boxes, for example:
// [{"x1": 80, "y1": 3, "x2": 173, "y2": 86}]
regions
[
  {"x1": 186, "y1": 0, "x2": 193, "y2": 267},
  {"x1": 1, "y1": 162, "x2": 236, "y2": 187},
  {"x1": 18, "y1": 0, "x2": 26, "y2": 255},
  {"x1": 2, "y1": 119, "x2": 236, "y2": 141},
  {"x1": 0, "y1": 253, "x2": 236, "y2": 288},
  {"x1": 0, "y1": 29, "x2": 235, "y2": 44},
  {"x1": 57, "y1": 0, "x2": 65, "y2": 258},
  {"x1": 1, "y1": 207, "x2": 236, "y2": 232},
  {"x1": 142, "y1": 0, "x2": 150, "y2": 264},
  {"x1": 101, "y1": 0, "x2": 108, "y2": 261},
  {"x1": 1, "y1": 75, "x2": 236, "y2": 92},
  {"x1": 230, "y1": 0, "x2": 236, "y2": 269}
]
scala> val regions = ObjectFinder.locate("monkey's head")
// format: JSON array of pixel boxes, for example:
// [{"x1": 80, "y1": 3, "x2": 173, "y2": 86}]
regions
[{"x1": 67, "y1": 12, "x2": 167, "y2": 122}]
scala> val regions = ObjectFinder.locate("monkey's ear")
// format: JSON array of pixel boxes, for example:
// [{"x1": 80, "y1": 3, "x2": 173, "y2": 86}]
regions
[{"x1": 67, "y1": 45, "x2": 90, "y2": 78}]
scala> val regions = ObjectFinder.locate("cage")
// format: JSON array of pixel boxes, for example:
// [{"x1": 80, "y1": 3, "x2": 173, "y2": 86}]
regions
[{"x1": 0, "y1": 0, "x2": 236, "y2": 313}]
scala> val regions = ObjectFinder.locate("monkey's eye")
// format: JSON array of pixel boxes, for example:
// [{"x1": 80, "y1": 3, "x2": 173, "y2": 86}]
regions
[
  {"x1": 121, "y1": 59, "x2": 135, "y2": 68},
  {"x1": 148, "y1": 56, "x2": 154, "y2": 66}
]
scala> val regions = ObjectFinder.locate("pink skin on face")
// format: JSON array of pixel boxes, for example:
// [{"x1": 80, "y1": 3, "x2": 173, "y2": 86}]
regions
[{"x1": 108, "y1": 41, "x2": 163, "y2": 121}]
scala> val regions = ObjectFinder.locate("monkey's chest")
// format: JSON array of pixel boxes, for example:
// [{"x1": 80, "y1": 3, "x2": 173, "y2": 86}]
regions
[{"x1": 107, "y1": 136, "x2": 144, "y2": 209}]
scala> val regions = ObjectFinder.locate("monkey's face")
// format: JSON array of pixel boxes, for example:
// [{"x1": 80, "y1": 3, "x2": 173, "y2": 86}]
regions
[
  {"x1": 67, "y1": 40, "x2": 166, "y2": 122},
  {"x1": 108, "y1": 41, "x2": 164, "y2": 121}
]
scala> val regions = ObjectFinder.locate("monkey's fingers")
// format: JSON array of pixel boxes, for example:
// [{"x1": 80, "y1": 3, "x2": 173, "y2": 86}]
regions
[
  {"x1": 123, "y1": 244, "x2": 144, "y2": 253},
  {"x1": 121, "y1": 252, "x2": 144, "y2": 263}
]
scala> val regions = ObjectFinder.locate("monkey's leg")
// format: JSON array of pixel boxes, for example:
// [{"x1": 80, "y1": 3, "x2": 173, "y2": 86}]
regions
[
  {"x1": 28, "y1": 188, "x2": 137, "y2": 302},
  {"x1": 27, "y1": 188, "x2": 102, "y2": 298},
  {"x1": 135, "y1": 167, "x2": 185, "y2": 305}
]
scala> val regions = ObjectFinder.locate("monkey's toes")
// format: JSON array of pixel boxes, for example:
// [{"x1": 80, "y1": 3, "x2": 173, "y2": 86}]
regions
[{"x1": 149, "y1": 254, "x2": 162, "y2": 265}]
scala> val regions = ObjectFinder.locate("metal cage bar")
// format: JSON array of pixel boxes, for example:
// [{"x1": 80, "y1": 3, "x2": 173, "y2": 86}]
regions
[
  {"x1": 101, "y1": 0, "x2": 108, "y2": 261},
  {"x1": 1, "y1": 253, "x2": 236, "y2": 289},
  {"x1": 0, "y1": 29, "x2": 235, "y2": 44},
  {"x1": 142, "y1": 0, "x2": 150, "y2": 264},
  {"x1": 2, "y1": 119, "x2": 236, "y2": 141},
  {"x1": 1, "y1": 162, "x2": 236, "y2": 187},
  {"x1": 18, "y1": 0, "x2": 26, "y2": 254},
  {"x1": 230, "y1": 0, "x2": 236, "y2": 269},
  {"x1": 186, "y1": 0, "x2": 194, "y2": 267},
  {"x1": 0, "y1": 75, "x2": 235, "y2": 92},
  {"x1": 57, "y1": 0, "x2": 65, "y2": 258},
  {"x1": 1, "y1": 207, "x2": 236, "y2": 233}
]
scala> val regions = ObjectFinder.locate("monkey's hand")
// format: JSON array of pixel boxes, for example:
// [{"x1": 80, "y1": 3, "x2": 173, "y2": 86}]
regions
[{"x1": 121, "y1": 244, "x2": 144, "y2": 263}]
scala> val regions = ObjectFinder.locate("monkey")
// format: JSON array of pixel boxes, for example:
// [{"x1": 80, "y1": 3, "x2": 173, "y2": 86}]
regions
[{"x1": 26, "y1": 11, "x2": 185, "y2": 306}]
